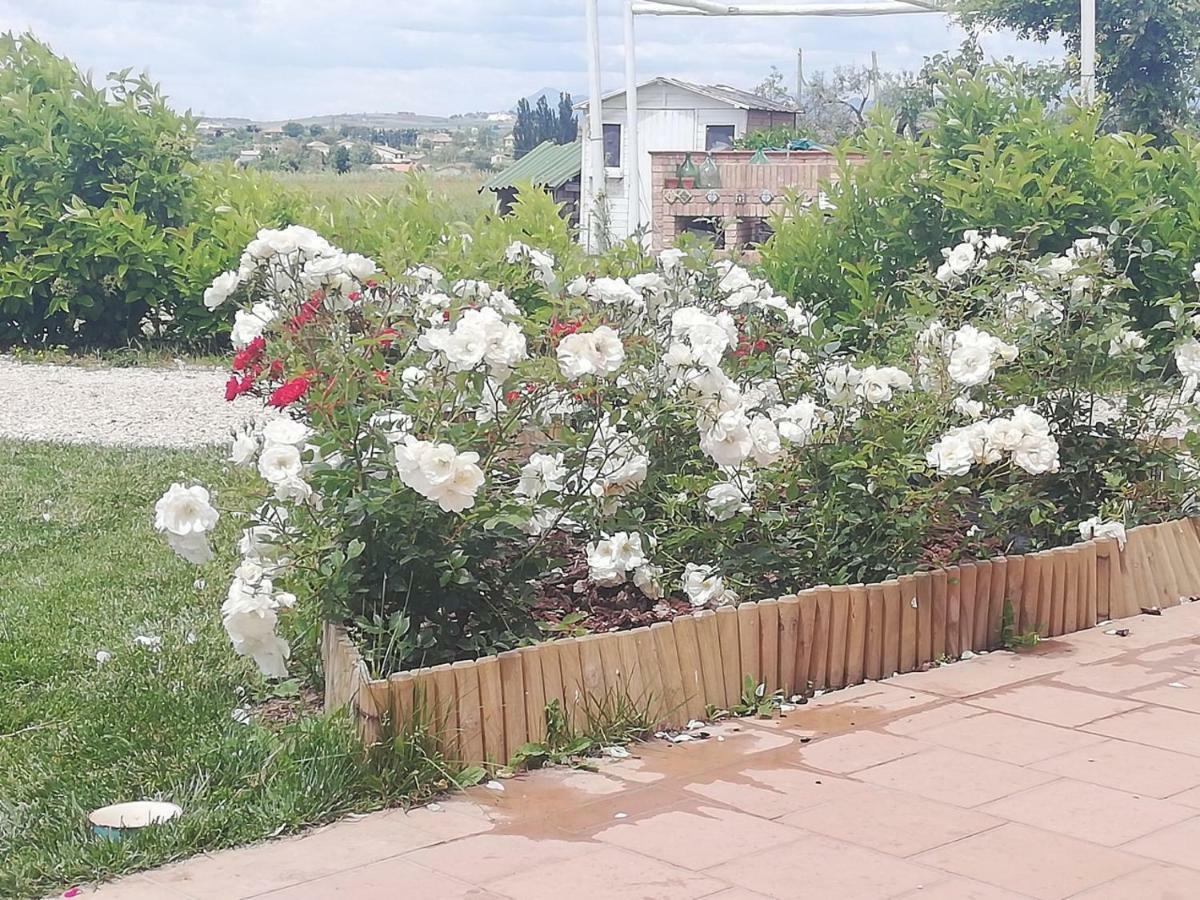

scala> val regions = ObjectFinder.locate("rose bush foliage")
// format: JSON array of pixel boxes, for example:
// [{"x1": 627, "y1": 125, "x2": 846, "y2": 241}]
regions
[{"x1": 156, "y1": 222, "x2": 1200, "y2": 678}]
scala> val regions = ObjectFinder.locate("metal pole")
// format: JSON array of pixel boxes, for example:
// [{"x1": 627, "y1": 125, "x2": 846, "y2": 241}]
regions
[
  {"x1": 624, "y1": 0, "x2": 641, "y2": 238},
  {"x1": 796, "y1": 48, "x2": 803, "y2": 102},
  {"x1": 1080, "y1": 0, "x2": 1096, "y2": 104},
  {"x1": 585, "y1": 0, "x2": 606, "y2": 252}
]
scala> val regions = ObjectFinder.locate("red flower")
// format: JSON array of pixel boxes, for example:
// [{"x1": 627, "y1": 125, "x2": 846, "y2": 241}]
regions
[
  {"x1": 549, "y1": 317, "x2": 580, "y2": 339},
  {"x1": 232, "y1": 336, "x2": 266, "y2": 372},
  {"x1": 288, "y1": 296, "x2": 323, "y2": 333},
  {"x1": 377, "y1": 327, "x2": 400, "y2": 347},
  {"x1": 365, "y1": 278, "x2": 378, "y2": 289},
  {"x1": 753, "y1": 339, "x2": 769, "y2": 354},
  {"x1": 504, "y1": 390, "x2": 521, "y2": 404},
  {"x1": 267, "y1": 377, "x2": 310, "y2": 409},
  {"x1": 348, "y1": 290, "x2": 362, "y2": 303},
  {"x1": 373, "y1": 370, "x2": 389, "y2": 385},
  {"x1": 268, "y1": 358, "x2": 285, "y2": 379},
  {"x1": 224, "y1": 373, "x2": 254, "y2": 402}
]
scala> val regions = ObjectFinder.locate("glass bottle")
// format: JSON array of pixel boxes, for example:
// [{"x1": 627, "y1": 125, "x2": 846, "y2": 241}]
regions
[
  {"x1": 698, "y1": 153, "x2": 721, "y2": 188},
  {"x1": 676, "y1": 152, "x2": 699, "y2": 187}
]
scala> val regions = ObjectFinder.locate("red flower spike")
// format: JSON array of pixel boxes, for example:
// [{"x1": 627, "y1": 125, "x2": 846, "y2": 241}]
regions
[
  {"x1": 224, "y1": 376, "x2": 241, "y2": 402},
  {"x1": 373, "y1": 370, "x2": 388, "y2": 385},
  {"x1": 267, "y1": 377, "x2": 310, "y2": 409},
  {"x1": 754, "y1": 339, "x2": 769, "y2": 353},
  {"x1": 268, "y1": 359, "x2": 284, "y2": 379},
  {"x1": 504, "y1": 390, "x2": 521, "y2": 404},
  {"x1": 348, "y1": 290, "x2": 362, "y2": 303},
  {"x1": 365, "y1": 279, "x2": 378, "y2": 289}
]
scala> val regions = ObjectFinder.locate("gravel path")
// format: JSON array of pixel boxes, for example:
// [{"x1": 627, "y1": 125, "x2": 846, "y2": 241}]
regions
[{"x1": 0, "y1": 358, "x2": 268, "y2": 448}]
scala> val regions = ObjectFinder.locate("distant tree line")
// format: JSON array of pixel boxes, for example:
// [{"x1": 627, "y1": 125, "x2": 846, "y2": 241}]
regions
[{"x1": 512, "y1": 92, "x2": 577, "y2": 159}]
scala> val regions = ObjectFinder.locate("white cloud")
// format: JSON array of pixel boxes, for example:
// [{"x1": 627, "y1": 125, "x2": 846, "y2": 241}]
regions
[{"x1": 0, "y1": 0, "x2": 1063, "y2": 119}]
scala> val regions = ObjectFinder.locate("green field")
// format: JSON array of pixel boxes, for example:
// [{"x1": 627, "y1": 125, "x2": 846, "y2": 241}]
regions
[{"x1": 279, "y1": 171, "x2": 492, "y2": 220}]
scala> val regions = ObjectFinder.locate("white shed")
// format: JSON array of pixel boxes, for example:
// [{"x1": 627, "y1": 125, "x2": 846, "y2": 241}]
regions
[{"x1": 576, "y1": 77, "x2": 797, "y2": 250}]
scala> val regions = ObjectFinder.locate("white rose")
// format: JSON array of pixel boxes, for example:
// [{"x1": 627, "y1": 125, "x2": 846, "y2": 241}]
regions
[
  {"x1": 1176, "y1": 339, "x2": 1200, "y2": 379},
  {"x1": 1011, "y1": 433, "x2": 1060, "y2": 475},
  {"x1": 155, "y1": 483, "x2": 219, "y2": 536},
  {"x1": 262, "y1": 418, "x2": 312, "y2": 448},
  {"x1": 705, "y1": 481, "x2": 751, "y2": 521},
  {"x1": 229, "y1": 429, "x2": 258, "y2": 466},
  {"x1": 682, "y1": 563, "x2": 731, "y2": 608},
  {"x1": 1108, "y1": 329, "x2": 1146, "y2": 357},
  {"x1": 258, "y1": 444, "x2": 303, "y2": 485},
  {"x1": 203, "y1": 270, "x2": 240, "y2": 310}
]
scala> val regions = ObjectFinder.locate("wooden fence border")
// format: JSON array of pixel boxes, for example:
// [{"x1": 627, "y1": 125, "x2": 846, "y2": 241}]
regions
[{"x1": 323, "y1": 518, "x2": 1200, "y2": 766}]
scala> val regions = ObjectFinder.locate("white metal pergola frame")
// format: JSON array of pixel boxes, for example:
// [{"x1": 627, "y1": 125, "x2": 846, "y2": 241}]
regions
[{"x1": 583, "y1": 0, "x2": 1097, "y2": 247}]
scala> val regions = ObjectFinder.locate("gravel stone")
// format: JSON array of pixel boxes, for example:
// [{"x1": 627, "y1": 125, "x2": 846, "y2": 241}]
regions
[{"x1": 0, "y1": 358, "x2": 270, "y2": 448}]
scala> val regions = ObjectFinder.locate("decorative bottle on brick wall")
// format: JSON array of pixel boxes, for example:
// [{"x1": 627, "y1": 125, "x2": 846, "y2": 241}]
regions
[
  {"x1": 677, "y1": 153, "x2": 698, "y2": 189},
  {"x1": 697, "y1": 153, "x2": 721, "y2": 189}
]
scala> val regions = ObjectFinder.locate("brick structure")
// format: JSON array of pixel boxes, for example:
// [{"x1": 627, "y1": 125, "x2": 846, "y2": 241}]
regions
[{"x1": 650, "y1": 149, "x2": 863, "y2": 251}]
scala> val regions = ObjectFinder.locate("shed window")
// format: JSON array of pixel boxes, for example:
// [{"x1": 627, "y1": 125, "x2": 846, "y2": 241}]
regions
[
  {"x1": 603, "y1": 124, "x2": 621, "y2": 168},
  {"x1": 706, "y1": 125, "x2": 736, "y2": 151}
]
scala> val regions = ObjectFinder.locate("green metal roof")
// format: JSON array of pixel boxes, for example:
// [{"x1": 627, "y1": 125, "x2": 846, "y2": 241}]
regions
[{"x1": 481, "y1": 140, "x2": 581, "y2": 192}]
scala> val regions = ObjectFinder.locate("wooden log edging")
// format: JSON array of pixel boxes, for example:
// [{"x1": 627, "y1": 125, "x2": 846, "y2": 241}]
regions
[{"x1": 322, "y1": 518, "x2": 1200, "y2": 766}]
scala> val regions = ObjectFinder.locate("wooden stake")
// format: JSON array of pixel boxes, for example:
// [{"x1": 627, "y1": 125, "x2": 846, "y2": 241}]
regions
[
  {"x1": 557, "y1": 639, "x2": 586, "y2": 730},
  {"x1": 810, "y1": 586, "x2": 833, "y2": 692},
  {"x1": 1095, "y1": 539, "x2": 1112, "y2": 620},
  {"x1": 988, "y1": 558, "x2": 1008, "y2": 650},
  {"x1": 673, "y1": 614, "x2": 707, "y2": 721},
  {"x1": 945, "y1": 565, "x2": 962, "y2": 660},
  {"x1": 846, "y1": 584, "x2": 868, "y2": 686},
  {"x1": 737, "y1": 602, "x2": 762, "y2": 691},
  {"x1": 915, "y1": 570, "x2": 933, "y2": 666},
  {"x1": 777, "y1": 597, "x2": 801, "y2": 696},
  {"x1": 632, "y1": 627, "x2": 664, "y2": 724},
  {"x1": 652, "y1": 621, "x2": 687, "y2": 726},
  {"x1": 931, "y1": 569, "x2": 948, "y2": 662},
  {"x1": 959, "y1": 562, "x2": 977, "y2": 652},
  {"x1": 715, "y1": 606, "x2": 741, "y2": 707},
  {"x1": 694, "y1": 610, "x2": 726, "y2": 709},
  {"x1": 973, "y1": 559, "x2": 992, "y2": 650},
  {"x1": 882, "y1": 579, "x2": 902, "y2": 678},
  {"x1": 497, "y1": 651, "x2": 527, "y2": 763},
  {"x1": 1063, "y1": 547, "x2": 1081, "y2": 634},
  {"x1": 476, "y1": 656, "x2": 506, "y2": 764},
  {"x1": 452, "y1": 660, "x2": 484, "y2": 764},
  {"x1": 758, "y1": 599, "x2": 781, "y2": 695},
  {"x1": 519, "y1": 646, "x2": 547, "y2": 747},
  {"x1": 865, "y1": 583, "x2": 885, "y2": 681},
  {"x1": 828, "y1": 586, "x2": 850, "y2": 689},
  {"x1": 796, "y1": 590, "x2": 818, "y2": 697},
  {"x1": 897, "y1": 574, "x2": 917, "y2": 673},
  {"x1": 1080, "y1": 540, "x2": 1098, "y2": 628}
]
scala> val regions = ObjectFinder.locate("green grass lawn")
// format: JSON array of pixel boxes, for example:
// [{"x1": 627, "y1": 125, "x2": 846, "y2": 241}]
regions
[{"x1": 0, "y1": 442, "x2": 391, "y2": 899}]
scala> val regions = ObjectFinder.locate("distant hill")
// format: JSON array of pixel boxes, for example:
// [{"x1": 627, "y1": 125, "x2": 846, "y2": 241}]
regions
[{"x1": 516, "y1": 87, "x2": 569, "y2": 112}]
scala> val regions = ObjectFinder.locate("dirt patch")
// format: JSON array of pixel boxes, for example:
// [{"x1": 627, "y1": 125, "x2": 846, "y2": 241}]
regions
[{"x1": 531, "y1": 542, "x2": 692, "y2": 634}]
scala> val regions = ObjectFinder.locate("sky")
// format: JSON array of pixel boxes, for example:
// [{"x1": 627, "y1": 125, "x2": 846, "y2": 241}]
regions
[{"x1": 0, "y1": 1, "x2": 1063, "y2": 120}]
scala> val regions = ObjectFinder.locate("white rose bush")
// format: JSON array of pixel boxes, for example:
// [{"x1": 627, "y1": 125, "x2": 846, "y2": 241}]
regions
[{"x1": 156, "y1": 222, "x2": 1200, "y2": 680}]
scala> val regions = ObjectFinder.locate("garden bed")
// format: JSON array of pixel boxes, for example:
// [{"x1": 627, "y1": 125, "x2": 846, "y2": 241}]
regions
[{"x1": 325, "y1": 517, "x2": 1200, "y2": 766}]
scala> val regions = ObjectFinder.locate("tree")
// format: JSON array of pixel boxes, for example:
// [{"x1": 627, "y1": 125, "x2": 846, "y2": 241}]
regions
[
  {"x1": 753, "y1": 66, "x2": 794, "y2": 104},
  {"x1": 332, "y1": 145, "x2": 351, "y2": 174},
  {"x1": 557, "y1": 92, "x2": 578, "y2": 144},
  {"x1": 954, "y1": 0, "x2": 1200, "y2": 137},
  {"x1": 281, "y1": 121, "x2": 304, "y2": 138},
  {"x1": 512, "y1": 92, "x2": 577, "y2": 159}
]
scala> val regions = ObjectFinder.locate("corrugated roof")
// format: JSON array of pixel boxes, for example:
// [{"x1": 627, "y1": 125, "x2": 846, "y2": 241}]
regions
[
  {"x1": 481, "y1": 140, "x2": 581, "y2": 192},
  {"x1": 576, "y1": 76, "x2": 797, "y2": 113}
]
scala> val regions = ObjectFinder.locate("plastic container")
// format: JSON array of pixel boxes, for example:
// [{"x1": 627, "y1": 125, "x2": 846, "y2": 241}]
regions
[{"x1": 89, "y1": 801, "x2": 182, "y2": 841}]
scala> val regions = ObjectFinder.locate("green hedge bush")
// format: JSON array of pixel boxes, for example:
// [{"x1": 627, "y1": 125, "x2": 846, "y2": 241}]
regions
[{"x1": 760, "y1": 67, "x2": 1200, "y2": 336}]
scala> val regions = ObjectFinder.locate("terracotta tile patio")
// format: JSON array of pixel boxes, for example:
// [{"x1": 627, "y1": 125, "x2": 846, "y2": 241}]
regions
[{"x1": 83, "y1": 601, "x2": 1200, "y2": 900}]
